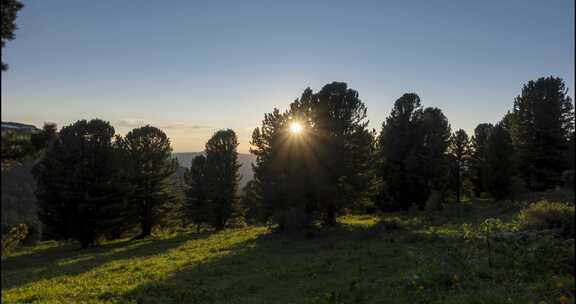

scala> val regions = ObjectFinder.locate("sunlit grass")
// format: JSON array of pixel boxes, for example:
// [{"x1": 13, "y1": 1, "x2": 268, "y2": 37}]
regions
[{"x1": 2, "y1": 193, "x2": 574, "y2": 303}]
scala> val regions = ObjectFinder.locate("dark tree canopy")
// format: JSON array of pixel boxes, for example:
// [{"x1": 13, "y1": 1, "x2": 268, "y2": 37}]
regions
[
  {"x1": 251, "y1": 82, "x2": 375, "y2": 231},
  {"x1": 377, "y1": 94, "x2": 451, "y2": 210},
  {"x1": 205, "y1": 129, "x2": 240, "y2": 230},
  {"x1": 511, "y1": 77, "x2": 574, "y2": 190},
  {"x1": 469, "y1": 123, "x2": 494, "y2": 197},
  {"x1": 33, "y1": 119, "x2": 128, "y2": 248},
  {"x1": 449, "y1": 129, "x2": 470, "y2": 204},
  {"x1": 1, "y1": 0, "x2": 24, "y2": 71},
  {"x1": 484, "y1": 123, "x2": 516, "y2": 200},
  {"x1": 119, "y1": 125, "x2": 177, "y2": 238},
  {"x1": 184, "y1": 154, "x2": 211, "y2": 232}
]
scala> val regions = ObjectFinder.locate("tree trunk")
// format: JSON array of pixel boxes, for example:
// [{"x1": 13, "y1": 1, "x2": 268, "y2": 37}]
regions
[
  {"x1": 456, "y1": 162, "x2": 461, "y2": 204},
  {"x1": 137, "y1": 203, "x2": 152, "y2": 239}
]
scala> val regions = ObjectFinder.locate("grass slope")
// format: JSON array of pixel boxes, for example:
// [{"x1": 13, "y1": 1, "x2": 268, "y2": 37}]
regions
[{"x1": 2, "y1": 195, "x2": 575, "y2": 303}]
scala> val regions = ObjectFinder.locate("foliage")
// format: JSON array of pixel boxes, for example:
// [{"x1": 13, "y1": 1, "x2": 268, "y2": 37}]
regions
[
  {"x1": 562, "y1": 170, "x2": 575, "y2": 190},
  {"x1": 1, "y1": 131, "x2": 34, "y2": 164},
  {"x1": 448, "y1": 129, "x2": 470, "y2": 204},
  {"x1": 511, "y1": 76, "x2": 575, "y2": 190},
  {"x1": 1, "y1": 0, "x2": 24, "y2": 71},
  {"x1": 1, "y1": 123, "x2": 58, "y2": 167},
  {"x1": 183, "y1": 155, "x2": 211, "y2": 232},
  {"x1": 483, "y1": 123, "x2": 516, "y2": 200},
  {"x1": 2, "y1": 197, "x2": 574, "y2": 303},
  {"x1": 33, "y1": 119, "x2": 129, "y2": 248},
  {"x1": 517, "y1": 201, "x2": 575, "y2": 238},
  {"x1": 1, "y1": 223, "x2": 27, "y2": 254},
  {"x1": 239, "y1": 180, "x2": 263, "y2": 224},
  {"x1": 204, "y1": 129, "x2": 241, "y2": 230},
  {"x1": 251, "y1": 82, "x2": 376, "y2": 230},
  {"x1": 469, "y1": 123, "x2": 493, "y2": 197},
  {"x1": 377, "y1": 93, "x2": 451, "y2": 211},
  {"x1": 119, "y1": 125, "x2": 177, "y2": 238}
]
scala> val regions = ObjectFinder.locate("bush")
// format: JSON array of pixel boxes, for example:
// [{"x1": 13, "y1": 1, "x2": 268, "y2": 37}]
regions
[
  {"x1": 1, "y1": 223, "x2": 29, "y2": 254},
  {"x1": 517, "y1": 201, "x2": 575, "y2": 238},
  {"x1": 21, "y1": 221, "x2": 42, "y2": 245}
]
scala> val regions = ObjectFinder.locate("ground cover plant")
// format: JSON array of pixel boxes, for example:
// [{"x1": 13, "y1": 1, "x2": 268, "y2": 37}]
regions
[{"x1": 2, "y1": 191, "x2": 574, "y2": 304}]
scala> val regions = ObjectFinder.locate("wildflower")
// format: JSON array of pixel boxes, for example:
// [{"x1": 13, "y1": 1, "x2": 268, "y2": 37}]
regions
[
  {"x1": 558, "y1": 295, "x2": 570, "y2": 304},
  {"x1": 452, "y1": 274, "x2": 460, "y2": 284}
]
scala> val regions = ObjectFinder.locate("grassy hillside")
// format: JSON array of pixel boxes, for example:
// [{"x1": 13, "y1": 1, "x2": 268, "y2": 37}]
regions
[{"x1": 2, "y1": 193, "x2": 574, "y2": 304}]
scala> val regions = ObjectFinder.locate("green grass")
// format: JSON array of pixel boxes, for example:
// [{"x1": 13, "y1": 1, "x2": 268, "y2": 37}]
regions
[{"x1": 2, "y1": 195, "x2": 574, "y2": 303}]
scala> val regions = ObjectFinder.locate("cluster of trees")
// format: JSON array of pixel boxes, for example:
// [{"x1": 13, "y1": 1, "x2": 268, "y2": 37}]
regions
[
  {"x1": 32, "y1": 120, "x2": 241, "y2": 247},
  {"x1": 249, "y1": 83, "x2": 376, "y2": 231},
  {"x1": 247, "y1": 77, "x2": 574, "y2": 231},
  {"x1": 30, "y1": 76, "x2": 574, "y2": 245},
  {"x1": 1, "y1": 124, "x2": 58, "y2": 167},
  {"x1": 184, "y1": 129, "x2": 240, "y2": 232}
]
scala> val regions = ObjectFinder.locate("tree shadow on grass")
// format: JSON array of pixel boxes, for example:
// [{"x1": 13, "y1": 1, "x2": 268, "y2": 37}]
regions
[
  {"x1": 117, "y1": 224, "x2": 467, "y2": 304},
  {"x1": 1, "y1": 231, "x2": 214, "y2": 290}
]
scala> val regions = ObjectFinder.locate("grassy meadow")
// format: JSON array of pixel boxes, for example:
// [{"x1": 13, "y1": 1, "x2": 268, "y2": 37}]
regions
[{"x1": 2, "y1": 191, "x2": 574, "y2": 304}]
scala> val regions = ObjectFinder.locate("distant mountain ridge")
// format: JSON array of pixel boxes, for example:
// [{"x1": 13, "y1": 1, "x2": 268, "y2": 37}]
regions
[
  {"x1": 173, "y1": 152, "x2": 256, "y2": 190},
  {"x1": 1, "y1": 121, "x2": 39, "y2": 134}
]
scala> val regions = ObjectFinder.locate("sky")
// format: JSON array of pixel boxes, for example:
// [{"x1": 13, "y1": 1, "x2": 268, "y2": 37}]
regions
[{"x1": 2, "y1": 0, "x2": 574, "y2": 153}]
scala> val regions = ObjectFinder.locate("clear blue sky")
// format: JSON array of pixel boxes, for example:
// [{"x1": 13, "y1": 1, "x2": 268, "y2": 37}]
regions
[{"x1": 2, "y1": 0, "x2": 574, "y2": 152}]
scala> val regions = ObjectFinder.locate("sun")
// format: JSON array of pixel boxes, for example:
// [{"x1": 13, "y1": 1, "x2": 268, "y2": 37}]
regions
[{"x1": 290, "y1": 122, "x2": 303, "y2": 134}]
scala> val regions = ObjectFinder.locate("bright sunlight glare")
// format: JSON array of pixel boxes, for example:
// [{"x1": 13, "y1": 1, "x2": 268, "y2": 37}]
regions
[{"x1": 290, "y1": 122, "x2": 303, "y2": 134}]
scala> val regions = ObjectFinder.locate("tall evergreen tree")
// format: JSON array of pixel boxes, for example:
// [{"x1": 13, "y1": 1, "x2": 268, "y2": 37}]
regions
[
  {"x1": 251, "y1": 83, "x2": 375, "y2": 230},
  {"x1": 449, "y1": 129, "x2": 471, "y2": 204},
  {"x1": 484, "y1": 124, "x2": 516, "y2": 200},
  {"x1": 302, "y1": 82, "x2": 374, "y2": 226},
  {"x1": 511, "y1": 77, "x2": 574, "y2": 190},
  {"x1": 469, "y1": 123, "x2": 494, "y2": 197},
  {"x1": 1, "y1": 0, "x2": 24, "y2": 71},
  {"x1": 377, "y1": 94, "x2": 451, "y2": 210},
  {"x1": 205, "y1": 129, "x2": 240, "y2": 230},
  {"x1": 184, "y1": 155, "x2": 211, "y2": 232},
  {"x1": 250, "y1": 108, "x2": 300, "y2": 230},
  {"x1": 33, "y1": 119, "x2": 128, "y2": 248},
  {"x1": 120, "y1": 125, "x2": 177, "y2": 238}
]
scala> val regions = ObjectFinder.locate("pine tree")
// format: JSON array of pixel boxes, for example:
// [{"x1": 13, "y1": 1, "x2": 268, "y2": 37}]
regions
[
  {"x1": 120, "y1": 125, "x2": 177, "y2": 238},
  {"x1": 305, "y1": 82, "x2": 374, "y2": 226},
  {"x1": 33, "y1": 119, "x2": 128, "y2": 248},
  {"x1": 449, "y1": 129, "x2": 471, "y2": 204},
  {"x1": 512, "y1": 77, "x2": 574, "y2": 190},
  {"x1": 484, "y1": 124, "x2": 516, "y2": 200},
  {"x1": 251, "y1": 83, "x2": 375, "y2": 230},
  {"x1": 205, "y1": 129, "x2": 240, "y2": 230},
  {"x1": 250, "y1": 108, "x2": 299, "y2": 230},
  {"x1": 377, "y1": 94, "x2": 451, "y2": 210},
  {"x1": 184, "y1": 155, "x2": 211, "y2": 232},
  {"x1": 469, "y1": 123, "x2": 494, "y2": 197}
]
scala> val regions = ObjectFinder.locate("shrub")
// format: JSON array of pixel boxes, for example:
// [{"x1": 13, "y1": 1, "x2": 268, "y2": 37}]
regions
[
  {"x1": 1, "y1": 223, "x2": 29, "y2": 254},
  {"x1": 517, "y1": 201, "x2": 575, "y2": 238},
  {"x1": 21, "y1": 221, "x2": 42, "y2": 245}
]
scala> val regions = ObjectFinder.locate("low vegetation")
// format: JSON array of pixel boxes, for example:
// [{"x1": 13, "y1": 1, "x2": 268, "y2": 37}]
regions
[{"x1": 2, "y1": 193, "x2": 574, "y2": 304}]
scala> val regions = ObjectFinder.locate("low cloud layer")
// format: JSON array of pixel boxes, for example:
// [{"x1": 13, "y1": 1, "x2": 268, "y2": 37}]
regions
[{"x1": 116, "y1": 118, "x2": 212, "y2": 130}]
